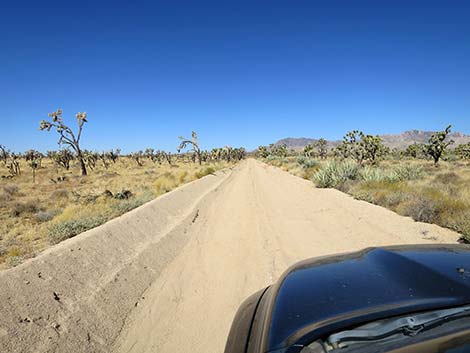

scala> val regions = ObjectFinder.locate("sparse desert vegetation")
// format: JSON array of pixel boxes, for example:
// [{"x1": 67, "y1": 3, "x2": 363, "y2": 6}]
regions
[
  {"x1": 259, "y1": 126, "x2": 470, "y2": 243},
  {"x1": 0, "y1": 110, "x2": 246, "y2": 268}
]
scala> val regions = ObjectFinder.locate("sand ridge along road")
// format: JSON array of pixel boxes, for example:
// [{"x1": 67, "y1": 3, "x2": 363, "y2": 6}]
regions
[{"x1": 0, "y1": 159, "x2": 460, "y2": 353}]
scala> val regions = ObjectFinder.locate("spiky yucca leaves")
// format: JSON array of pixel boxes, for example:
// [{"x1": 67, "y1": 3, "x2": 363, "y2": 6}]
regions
[
  {"x1": 39, "y1": 109, "x2": 89, "y2": 176},
  {"x1": 312, "y1": 160, "x2": 360, "y2": 188}
]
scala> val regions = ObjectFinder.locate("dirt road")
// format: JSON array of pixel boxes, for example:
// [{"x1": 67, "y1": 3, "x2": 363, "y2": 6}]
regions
[
  {"x1": 115, "y1": 159, "x2": 459, "y2": 353},
  {"x1": 0, "y1": 159, "x2": 460, "y2": 353}
]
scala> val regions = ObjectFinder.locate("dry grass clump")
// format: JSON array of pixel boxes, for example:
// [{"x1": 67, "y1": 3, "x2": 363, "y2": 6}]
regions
[
  {"x1": 0, "y1": 157, "x2": 232, "y2": 268},
  {"x1": 195, "y1": 166, "x2": 216, "y2": 179}
]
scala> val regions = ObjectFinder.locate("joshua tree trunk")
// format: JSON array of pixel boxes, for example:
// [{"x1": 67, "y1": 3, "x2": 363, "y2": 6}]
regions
[{"x1": 76, "y1": 147, "x2": 88, "y2": 176}]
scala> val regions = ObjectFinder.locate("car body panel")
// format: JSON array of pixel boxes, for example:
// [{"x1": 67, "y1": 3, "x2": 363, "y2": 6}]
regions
[{"x1": 225, "y1": 244, "x2": 470, "y2": 353}]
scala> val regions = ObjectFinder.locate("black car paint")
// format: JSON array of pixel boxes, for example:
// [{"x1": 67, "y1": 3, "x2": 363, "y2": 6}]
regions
[{"x1": 224, "y1": 244, "x2": 470, "y2": 353}]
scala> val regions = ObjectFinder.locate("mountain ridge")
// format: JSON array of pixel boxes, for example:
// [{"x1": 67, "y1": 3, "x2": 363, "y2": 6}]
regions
[{"x1": 274, "y1": 130, "x2": 470, "y2": 150}]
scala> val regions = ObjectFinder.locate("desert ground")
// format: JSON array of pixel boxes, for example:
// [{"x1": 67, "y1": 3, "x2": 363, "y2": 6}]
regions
[{"x1": 0, "y1": 159, "x2": 461, "y2": 353}]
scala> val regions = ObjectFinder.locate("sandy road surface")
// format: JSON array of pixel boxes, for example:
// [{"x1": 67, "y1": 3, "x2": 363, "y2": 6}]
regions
[
  {"x1": 0, "y1": 159, "x2": 460, "y2": 353},
  {"x1": 115, "y1": 159, "x2": 459, "y2": 353}
]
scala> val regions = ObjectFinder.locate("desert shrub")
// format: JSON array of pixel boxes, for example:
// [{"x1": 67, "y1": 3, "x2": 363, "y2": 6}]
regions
[
  {"x1": 312, "y1": 160, "x2": 360, "y2": 188},
  {"x1": 6, "y1": 255, "x2": 24, "y2": 267},
  {"x1": 267, "y1": 155, "x2": 288, "y2": 165},
  {"x1": 360, "y1": 167, "x2": 390, "y2": 183},
  {"x1": 433, "y1": 172, "x2": 460, "y2": 184},
  {"x1": 297, "y1": 156, "x2": 319, "y2": 168},
  {"x1": 34, "y1": 210, "x2": 56, "y2": 223},
  {"x1": 400, "y1": 188, "x2": 467, "y2": 224},
  {"x1": 304, "y1": 159, "x2": 320, "y2": 169},
  {"x1": 111, "y1": 199, "x2": 144, "y2": 214},
  {"x1": 11, "y1": 200, "x2": 40, "y2": 217},
  {"x1": 178, "y1": 171, "x2": 189, "y2": 184},
  {"x1": 3, "y1": 184, "x2": 19, "y2": 195},
  {"x1": 154, "y1": 178, "x2": 175, "y2": 194},
  {"x1": 402, "y1": 195, "x2": 440, "y2": 223},
  {"x1": 383, "y1": 191, "x2": 412, "y2": 208},
  {"x1": 393, "y1": 164, "x2": 423, "y2": 181},
  {"x1": 447, "y1": 213, "x2": 470, "y2": 243},
  {"x1": 114, "y1": 190, "x2": 133, "y2": 199},
  {"x1": 0, "y1": 191, "x2": 11, "y2": 204},
  {"x1": 352, "y1": 189, "x2": 376, "y2": 203},
  {"x1": 48, "y1": 217, "x2": 106, "y2": 244},
  {"x1": 195, "y1": 167, "x2": 216, "y2": 179},
  {"x1": 50, "y1": 189, "x2": 69, "y2": 200},
  {"x1": 111, "y1": 190, "x2": 155, "y2": 214},
  {"x1": 296, "y1": 156, "x2": 307, "y2": 165}
]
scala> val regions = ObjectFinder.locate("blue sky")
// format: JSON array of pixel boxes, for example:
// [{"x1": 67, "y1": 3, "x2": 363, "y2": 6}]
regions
[{"x1": 1, "y1": 0, "x2": 469, "y2": 152}]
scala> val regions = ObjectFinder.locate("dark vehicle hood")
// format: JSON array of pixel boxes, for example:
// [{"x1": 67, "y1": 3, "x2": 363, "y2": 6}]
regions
[{"x1": 262, "y1": 245, "x2": 470, "y2": 352}]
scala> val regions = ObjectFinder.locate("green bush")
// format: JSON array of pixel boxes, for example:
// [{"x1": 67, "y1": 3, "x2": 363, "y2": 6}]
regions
[
  {"x1": 297, "y1": 156, "x2": 319, "y2": 168},
  {"x1": 34, "y1": 210, "x2": 56, "y2": 223},
  {"x1": 111, "y1": 190, "x2": 155, "y2": 215},
  {"x1": 393, "y1": 164, "x2": 423, "y2": 181},
  {"x1": 360, "y1": 167, "x2": 390, "y2": 183},
  {"x1": 48, "y1": 217, "x2": 106, "y2": 244},
  {"x1": 312, "y1": 160, "x2": 360, "y2": 188}
]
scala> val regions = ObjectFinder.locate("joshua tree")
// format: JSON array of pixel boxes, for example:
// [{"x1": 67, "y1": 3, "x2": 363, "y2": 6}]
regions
[
  {"x1": 335, "y1": 130, "x2": 363, "y2": 162},
  {"x1": 425, "y1": 125, "x2": 454, "y2": 166},
  {"x1": 98, "y1": 152, "x2": 110, "y2": 169},
  {"x1": 164, "y1": 151, "x2": 172, "y2": 165},
  {"x1": 53, "y1": 149, "x2": 74, "y2": 170},
  {"x1": 178, "y1": 131, "x2": 202, "y2": 165},
  {"x1": 24, "y1": 149, "x2": 42, "y2": 183},
  {"x1": 360, "y1": 134, "x2": 389, "y2": 165},
  {"x1": 270, "y1": 143, "x2": 288, "y2": 157},
  {"x1": 39, "y1": 109, "x2": 89, "y2": 176},
  {"x1": 455, "y1": 142, "x2": 470, "y2": 160},
  {"x1": 335, "y1": 131, "x2": 388, "y2": 165},
  {"x1": 233, "y1": 147, "x2": 246, "y2": 161},
  {"x1": 7, "y1": 153, "x2": 21, "y2": 177},
  {"x1": 0, "y1": 144, "x2": 9, "y2": 165},
  {"x1": 316, "y1": 138, "x2": 328, "y2": 159},
  {"x1": 257, "y1": 146, "x2": 269, "y2": 158},
  {"x1": 108, "y1": 149, "x2": 121, "y2": 163},
  {"x1": 82, "y1": 150, "x2": 99, "y2": 170},
  {"x1": 303, "y1": 144, "x2": 315, "y2": 157},
  {"x1": 130, "y1": 151, "x2": 144, "y2": 166},
  {"x1": 404, "y1": 143, "x2": 425, "y2": 159}
]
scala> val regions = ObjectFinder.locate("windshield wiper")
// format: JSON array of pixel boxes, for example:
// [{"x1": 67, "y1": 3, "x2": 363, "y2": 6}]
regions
[{"x1": 326, "y1": 305, "x2": 470, "y2": 349}]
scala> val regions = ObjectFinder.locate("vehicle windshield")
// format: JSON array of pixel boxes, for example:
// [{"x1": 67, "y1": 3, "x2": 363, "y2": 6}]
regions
[{"x1": 308, "y1": 305, "x2": 470, "y2": 352}]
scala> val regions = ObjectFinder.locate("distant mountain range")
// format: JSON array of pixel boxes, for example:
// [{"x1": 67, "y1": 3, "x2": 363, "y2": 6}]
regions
[{"x1": 274, "y1": 130, "x2": 470, "y2": 151}]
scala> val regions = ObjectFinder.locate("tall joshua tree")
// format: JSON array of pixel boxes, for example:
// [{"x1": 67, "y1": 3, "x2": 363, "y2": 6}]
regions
[
  {"x1": 39, "y1": 109, "x2": 88, "y2": 176},
  {"x1": 316, "y1": 138, "x2": 328, "y2": 159},
  {"x1": 425, "y1": 125, "x2": 454, "y2": 166},
  {"x1": 178, "y1": 131, "x2": 202, "y2": 165}
]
